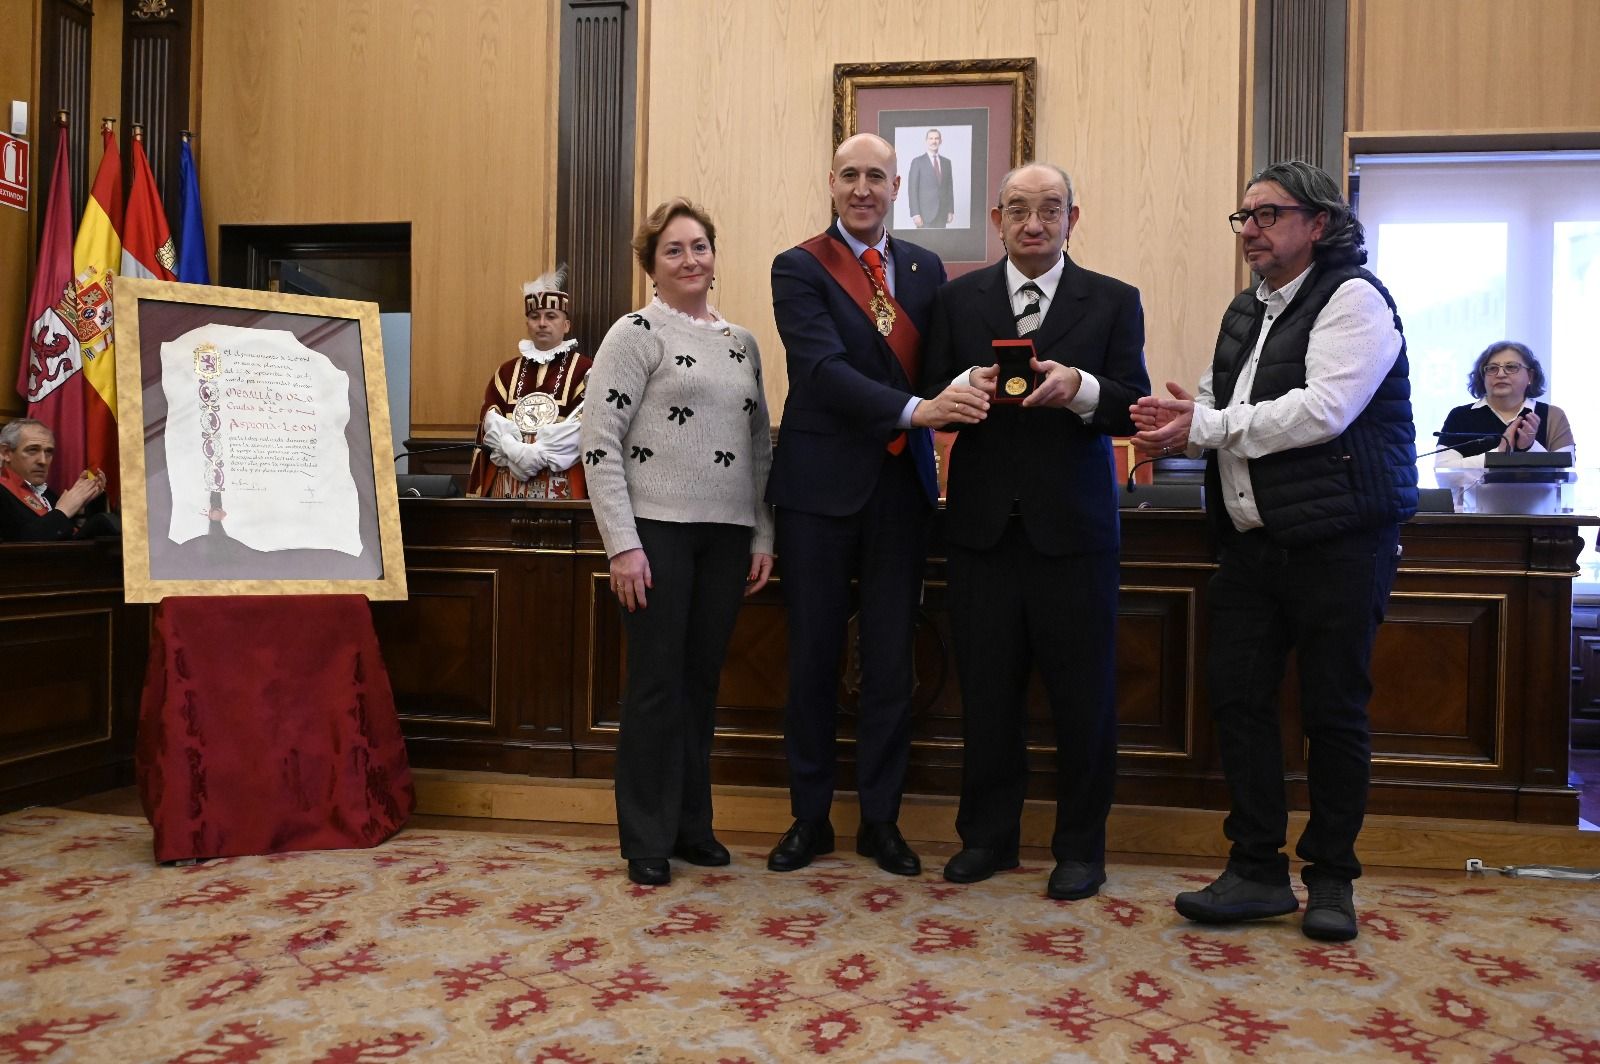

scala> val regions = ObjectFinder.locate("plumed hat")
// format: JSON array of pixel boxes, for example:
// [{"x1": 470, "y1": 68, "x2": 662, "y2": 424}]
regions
[{"x1": 523, "y1": 264, "x2": 571, "y2": 315}]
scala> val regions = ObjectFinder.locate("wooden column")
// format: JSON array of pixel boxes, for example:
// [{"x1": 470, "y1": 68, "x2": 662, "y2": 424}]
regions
[
  {"x1": 1252, "y1": 0, "x2": 1346, "y2": 179},
  {"x1": 120, "y1": 0, "x2": 192, "y2": 223},
  {"x1": 38, "y1": 0, "x2": 94, "y2": 225},
  {"x1": 556, "y1": 0, "x2": 639, "y2": 355}
]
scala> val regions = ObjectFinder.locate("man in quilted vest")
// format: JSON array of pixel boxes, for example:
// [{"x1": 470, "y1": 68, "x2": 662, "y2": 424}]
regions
[{"x1": 1129, "y1": 160, "x2": 1417, "y2": 942}]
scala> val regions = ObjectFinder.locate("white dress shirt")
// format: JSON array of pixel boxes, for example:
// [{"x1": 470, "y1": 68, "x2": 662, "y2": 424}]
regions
[
  {"x1": 1190, "y1": 265, "x2": 1404, "y2": 531},
  {"x1": 997, "y1": 256, "x2": 1101, "y2": 420}
]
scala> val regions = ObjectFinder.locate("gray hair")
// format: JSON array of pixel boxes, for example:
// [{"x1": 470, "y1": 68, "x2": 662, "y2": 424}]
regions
[
  {"x1": 1247, "y1": 159, "x2": 1366, "y2": 268},
  {"x1": 996, "y1": 162, "x2": 1075, "y2": 213},
  {"x1": 0, "y1": 418, "x2": 51, "y2": 451}
]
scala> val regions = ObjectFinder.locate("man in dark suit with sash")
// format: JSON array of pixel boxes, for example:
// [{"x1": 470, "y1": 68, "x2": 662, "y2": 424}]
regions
[
  {"x1": 766, "y1": 133, "x2": 990, "y2": 876},
  {"x1": 922, "y1": 163, "x2": 1149, "y2": 900}
]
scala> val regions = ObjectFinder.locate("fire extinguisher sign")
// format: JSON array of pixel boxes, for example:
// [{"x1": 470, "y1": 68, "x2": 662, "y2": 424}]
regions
[{"x1": 0, "y1": 132, "x2": 29, "y2": 212}]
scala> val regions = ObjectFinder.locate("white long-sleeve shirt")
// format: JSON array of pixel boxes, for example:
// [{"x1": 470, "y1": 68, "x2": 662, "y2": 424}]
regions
[{"x1": 1189, "y1": 265, "x2": 1403, "y2": 532}]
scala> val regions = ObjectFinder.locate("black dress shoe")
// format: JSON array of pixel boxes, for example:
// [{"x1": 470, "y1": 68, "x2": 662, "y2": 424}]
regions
[
  {"x1": 627, "y1": 858, "x2": 670, "y2": 886},
  {"x1": 672, "y1": 838, "x2": 731, "y2": 866},
  {"x1": 1047, "y1": 860, "x2": 1106, "y2": 901},
  {"x1": 942, "y1": 846, "x2": 1020, "y2": 884},
  {"x1": 856, "y1": 821, "x2": 921, "y2": 876},
  {"x1": 767, "y1": 819, "x2": 834, "y2": 872}
]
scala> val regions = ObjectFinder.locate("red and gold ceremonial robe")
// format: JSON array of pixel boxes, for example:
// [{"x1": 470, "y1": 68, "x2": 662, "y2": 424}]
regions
[{"x1": 465, "y1": 342, "x2": 592, "y2": 499}]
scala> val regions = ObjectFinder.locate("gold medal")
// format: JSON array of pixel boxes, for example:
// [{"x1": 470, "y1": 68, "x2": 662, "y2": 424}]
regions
[
  {"x1": 1005, "y1": 376, "x2": 1027, "y2": 396},
  {"x1": 870, "y1": 291, "x2": 895, "y2": 337}
]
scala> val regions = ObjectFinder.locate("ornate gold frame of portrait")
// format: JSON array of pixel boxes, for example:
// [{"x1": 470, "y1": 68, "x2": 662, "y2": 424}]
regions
[
  {"x1": 113, "y1": 277, "x2": 407, "y2": 602},
  {"x1": 834, "y1": 57, "x2": 1038, "y2": 274},
  {"x1": 833, "y1": 57, "x2": 1037, "y2": 163}
]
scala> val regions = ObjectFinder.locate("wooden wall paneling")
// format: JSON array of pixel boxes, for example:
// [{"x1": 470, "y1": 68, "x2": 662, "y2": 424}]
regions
[
  {"x1": 641, "y1": 0, "x2": 1246, "y2": 416},
  {"x1": 0, "y1": 544, "x2": 147, "y2": 812},
  {"x1": 196, "y1": 0, "x2": 558, "y2": 437},
  {"x1": 0, "y1": 1, "x2": 40, "y2": 419},
  {"x1": 397, "y1": 503, "x2": 1587, "y2": 825},
  {"x1": 1349, "y1": 0, "x2": 1600, "y2": 133},
  {"x1": 372, "y1": 563, "x2": 500, "y2": 726},
  {"x1": 556, "y1": 0, "x2": 638, "y2": 362},
  {"x1": 1574, "y1": 604, "x2": 1600, "y2": 750}
]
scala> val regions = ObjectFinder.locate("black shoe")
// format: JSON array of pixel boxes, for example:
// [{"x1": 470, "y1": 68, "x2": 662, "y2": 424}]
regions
[
  {"x1": 942, "y1": 847, "x2": 1020, "y2": 884},
  {"x1": 856, "y1": 821, "x2": 921, "y2": 876},
  {"x1": 1302, "y1": 876, "x2": 1358, "y2": 941},
  {"x1": 627, "y1": 858, "x2": 670, "y2": 886},
  {"x1": 672, "y1": 838, "x2": 731, "y2": 866},
  {"x1": 1174, "y1": 869, "x2": 1298, "y2": 924},
  {"x1": 1047, "y1": 860, "x2": 1106, "y2": 900},
  {"x1": 767, "y1": 819, "x2": 834, "y2": 872}
]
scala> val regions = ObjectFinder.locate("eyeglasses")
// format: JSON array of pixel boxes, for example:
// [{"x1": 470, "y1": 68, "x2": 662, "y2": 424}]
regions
[
  {"x1": 1000, "y1": 204, "x2": 1066, "y2": 225},
  {"x1": 1227, "y1": 204, "x2": 1319, "y2": 233},
  {"x1": 1482, "y1": 362, "x2": 1528, "y2": 376}
]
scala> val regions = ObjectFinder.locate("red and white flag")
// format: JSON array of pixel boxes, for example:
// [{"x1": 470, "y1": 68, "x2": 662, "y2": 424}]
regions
[
  {"x1": 121, "y1": 127, "x2": 176, "y2": 282},
  {"x1": 16, "y1": 123, "x2": 88, "y2": 494}
]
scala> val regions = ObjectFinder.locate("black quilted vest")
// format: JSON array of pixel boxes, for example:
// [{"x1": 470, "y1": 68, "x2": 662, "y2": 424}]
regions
[{"x1": 1207, "y1": 263, "x2": 1418, "y2": 546}]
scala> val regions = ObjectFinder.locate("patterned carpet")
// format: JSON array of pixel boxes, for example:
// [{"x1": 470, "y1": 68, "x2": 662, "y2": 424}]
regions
[{"x1": 2, "y1": 809, "x2": 1598, "y2": 1063}]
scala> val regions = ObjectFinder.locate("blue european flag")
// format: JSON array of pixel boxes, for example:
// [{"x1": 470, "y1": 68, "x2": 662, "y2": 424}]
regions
[{"x1": 177, "y1": 137, "x2": 210, "y2": 284}]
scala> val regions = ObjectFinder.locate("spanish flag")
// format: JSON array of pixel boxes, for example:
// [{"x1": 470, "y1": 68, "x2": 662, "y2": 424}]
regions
[{"x1": 73, "y1": 122, "x2": 123, "y2": 504}]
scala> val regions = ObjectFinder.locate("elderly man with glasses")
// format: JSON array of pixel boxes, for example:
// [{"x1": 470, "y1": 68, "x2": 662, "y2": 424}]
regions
[
  {"x1": 1130, "y1": 160, "x2": 1417, "y2": 942},
  {"x1": 921, "y1": 162, "x2": 1150, "y2": 901}
]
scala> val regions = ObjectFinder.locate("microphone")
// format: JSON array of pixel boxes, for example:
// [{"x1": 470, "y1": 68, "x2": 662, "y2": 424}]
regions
[
  {"x1": 1125, "y1": 453, "x2": 1164, "y2": 493},
  {"x1": 1422, "y1": 427, "x2": 1514, "y2": 461},
  {"x1": 393, "y1": 441, "x2": 492, "y2": 463}
]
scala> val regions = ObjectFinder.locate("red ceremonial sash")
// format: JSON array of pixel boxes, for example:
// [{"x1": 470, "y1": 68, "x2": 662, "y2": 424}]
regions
[
  {"x1": 799, "y1": 232, "x2": 923, "y2": 387},
  {"x1": 0, "y1": 467, "x2": 50, "y2": 515}
]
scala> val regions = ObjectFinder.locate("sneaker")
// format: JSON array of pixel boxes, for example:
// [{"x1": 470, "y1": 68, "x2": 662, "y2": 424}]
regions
[
  {"x1": 1174, "y1": 869, "x2": 1298, "y2": 924},
  {"x1": 1302, "y1": 877, "x2": 1357, "y2": 941}
]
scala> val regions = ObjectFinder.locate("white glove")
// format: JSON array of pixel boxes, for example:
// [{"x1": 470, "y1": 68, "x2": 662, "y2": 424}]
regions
[
  {"x1": 493, "y1": 435, "x2": 547, "y2": 480},
  {"x1": 536, "y1": 417, "x2": 583, "y2": 471},
  {"x1": 483, "y1": 409, "x2": 521, "y2": 453}
]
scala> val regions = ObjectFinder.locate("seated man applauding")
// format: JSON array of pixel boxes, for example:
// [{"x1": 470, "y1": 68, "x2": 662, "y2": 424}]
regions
[{"x1": 0, "y1": 419, "x2": 106, "y2": 542}]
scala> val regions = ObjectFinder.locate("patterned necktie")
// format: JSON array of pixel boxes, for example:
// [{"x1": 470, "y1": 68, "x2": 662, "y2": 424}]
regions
[
  {"x1": 860, "y1": 245, "x2": 907, "y2": 456},
  {"x1": 860, "y1": 246, "x2": 888, "y2": 293},
  {"x1": 1016, "y1": 281, "x2": 1043, "y2": 336}
]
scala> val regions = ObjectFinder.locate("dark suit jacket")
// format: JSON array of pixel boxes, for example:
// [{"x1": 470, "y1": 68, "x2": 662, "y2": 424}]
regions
[
  {"x1": 907, "y1": 153, "x2": 956, "y2": 226},
  {"x1": 0, "y1": 484, "x2": 73, "y2": 542},
  {"x1": 922, "y1": 254, "x2": 1149, "y2": 555},
  {"x1": 767, "y1": 226, "x2": 947, "y2": 516}
]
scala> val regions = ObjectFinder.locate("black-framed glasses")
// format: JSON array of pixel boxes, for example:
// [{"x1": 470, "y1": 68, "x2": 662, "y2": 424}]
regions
[
  {"x1": 1001, "y1": 204, "x2": 1067, "y2": 225},
  {"x1": 1227, "y1": 204, "x2": 1319, "y2": 233},
  {"x1": 1482, "y1": 362, "x2": 1529, "y2": 377}
]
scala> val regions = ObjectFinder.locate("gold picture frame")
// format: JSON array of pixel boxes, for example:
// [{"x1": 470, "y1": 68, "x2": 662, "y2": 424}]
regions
[
  {"x1": 834, "y1": 58, "x2": 1037, "y2": 274},
  {"x1": 112, "y1": 277, "x2": 407, "y2": 602}
]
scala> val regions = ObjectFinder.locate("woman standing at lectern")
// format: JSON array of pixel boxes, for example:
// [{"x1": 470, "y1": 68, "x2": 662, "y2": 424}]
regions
[{"x1": 579, "y1": 198, "x2": 775, "y2": 886}]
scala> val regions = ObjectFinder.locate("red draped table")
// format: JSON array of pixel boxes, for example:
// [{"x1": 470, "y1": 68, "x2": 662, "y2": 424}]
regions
[{"x1": 136, "y1": 595, "x2": 415, "y2": 862}]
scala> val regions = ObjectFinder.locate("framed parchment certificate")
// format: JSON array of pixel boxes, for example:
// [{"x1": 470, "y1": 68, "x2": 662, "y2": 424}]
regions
[{"x1": 113, "y1": 279, "x2": 407, "y2": 602}]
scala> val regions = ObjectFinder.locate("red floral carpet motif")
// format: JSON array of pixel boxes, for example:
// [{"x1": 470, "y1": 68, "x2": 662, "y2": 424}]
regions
[{"x1": 2, "y1": 811, "x2": 1599, "y2": 1062}]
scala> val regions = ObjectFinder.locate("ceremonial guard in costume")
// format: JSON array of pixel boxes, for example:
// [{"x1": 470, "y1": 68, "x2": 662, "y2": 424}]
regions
[{"x1": 466, "y1": 266, "x2": 593, "y2": 499}]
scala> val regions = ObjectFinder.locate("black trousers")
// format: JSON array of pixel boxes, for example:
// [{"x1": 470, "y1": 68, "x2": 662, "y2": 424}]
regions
[
  {"x1": 613, "y1": 519, "x2": 751, "y2": 859},
  {"x1": 947, "y1": 519, "x2": 1119, "y2": 863},
  {"x1": 775, "y1": 452, "x2": 930, "y2": 824},
  {"x1": 1207, "y1": 523, "x2": 1401, "y2": 885}
]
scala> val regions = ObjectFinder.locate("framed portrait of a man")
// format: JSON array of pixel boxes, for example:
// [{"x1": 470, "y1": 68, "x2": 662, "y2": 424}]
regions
[
  {"x1": 834, "y1": 58, "x2": 1036, "y2": 276},
  {"x1": 112, "y1": 277, "x2": 407, "y2": 602}
]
